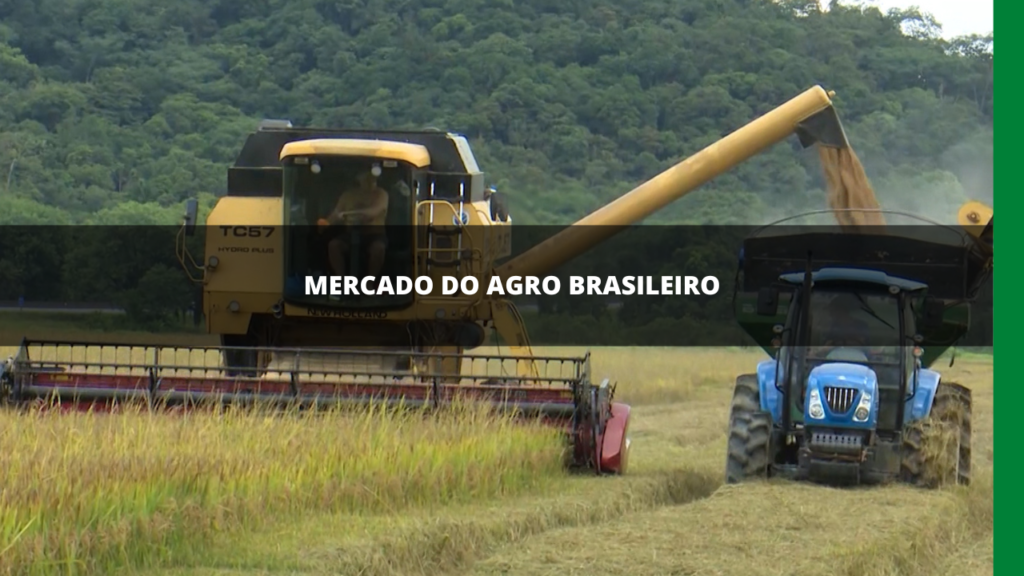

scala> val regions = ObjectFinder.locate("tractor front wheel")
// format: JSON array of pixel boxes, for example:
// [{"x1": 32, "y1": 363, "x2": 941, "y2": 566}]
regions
[
  {"x1": 901, "y1": 381, "x2": 972, "y2": 488},
  {"x1": 725, "y1": 374, "x2": 773, "y2": 484}
]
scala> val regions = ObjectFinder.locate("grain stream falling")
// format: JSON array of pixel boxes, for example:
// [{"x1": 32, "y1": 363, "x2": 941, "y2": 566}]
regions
[{"x1": 818, "y1": 145, "x2": 887, "y2": 227}]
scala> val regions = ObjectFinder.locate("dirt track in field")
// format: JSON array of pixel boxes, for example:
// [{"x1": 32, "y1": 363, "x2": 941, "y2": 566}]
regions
[{"x1": 455, "y1": 356, "x2": 993, "y2": 576}]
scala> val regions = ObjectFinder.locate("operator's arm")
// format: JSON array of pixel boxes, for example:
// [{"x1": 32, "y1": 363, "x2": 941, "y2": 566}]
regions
[{"x1": 325, "y1": 191, "x2": 353, "y2": 224}]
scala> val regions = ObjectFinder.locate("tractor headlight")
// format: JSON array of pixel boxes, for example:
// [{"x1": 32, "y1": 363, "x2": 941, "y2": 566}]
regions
[
  {"x1": 853, "y1": 393, "x2": 872, "y2": 423},
  {"x1": 808, "y1": 388, "x2": 825, "y2": 420}
]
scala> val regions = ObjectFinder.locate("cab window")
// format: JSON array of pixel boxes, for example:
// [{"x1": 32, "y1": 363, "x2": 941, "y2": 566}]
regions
[{"x1": 282, "y1": 155, "x2": 416, "y2": 309}]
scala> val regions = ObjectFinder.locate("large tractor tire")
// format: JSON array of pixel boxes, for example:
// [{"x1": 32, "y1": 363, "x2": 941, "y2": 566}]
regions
[
  {"x1": 901, "y1": 381, "x2": 972, "y2": 488},
  {"x1": 725, "y1": 374, "x2": 773, "y2": 484}
]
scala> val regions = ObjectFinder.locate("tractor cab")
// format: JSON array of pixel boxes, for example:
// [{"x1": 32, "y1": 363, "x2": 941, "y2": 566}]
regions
[
  {"x1": 744, "y1": 266, "x2": 940, "y2": 485},
  {"x1": 280, "y1": 140, "x2": 423, "y2": 309},
  {"x1": 772, "y1": 268, "x2": 925, "y2": 436}
]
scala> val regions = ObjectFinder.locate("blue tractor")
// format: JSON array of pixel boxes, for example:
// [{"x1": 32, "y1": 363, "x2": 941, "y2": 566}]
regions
[{"x1": 727, "y1": 212, "x2": 992, "y2": 488}]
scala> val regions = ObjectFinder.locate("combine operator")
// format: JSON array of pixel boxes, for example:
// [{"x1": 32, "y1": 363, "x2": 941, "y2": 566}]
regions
[{"x1": 319, "y1": 164, "x2": 390, "y2": 283}]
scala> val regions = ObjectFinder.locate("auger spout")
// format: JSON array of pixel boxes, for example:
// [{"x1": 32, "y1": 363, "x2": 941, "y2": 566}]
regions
[{"x1": 496, "y1": 85, "x2": 850, "y2": 279}]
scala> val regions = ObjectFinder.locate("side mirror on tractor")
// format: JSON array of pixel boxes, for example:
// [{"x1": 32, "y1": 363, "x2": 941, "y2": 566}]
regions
[
  {"x1": 757, "y1": 287, "x2": 779, "y2": 316},
  {"x1": 183, "y1": 198, "x2": 199, "y2": 237}
]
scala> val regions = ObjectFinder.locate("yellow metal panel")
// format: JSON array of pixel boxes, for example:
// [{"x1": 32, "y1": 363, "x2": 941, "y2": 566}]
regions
[
  {"x1": 204, "y1": 197, "x2": 284, "y2": 297},
  {"x1": 206, "y1": 196, "x2": 282, "y2": 226},
  {"x1": 958, "y1": 200, "x2": 992, "y2": 230},
  {"x1": 280, "y1": 138, "x2": 431, "y2": 167}
]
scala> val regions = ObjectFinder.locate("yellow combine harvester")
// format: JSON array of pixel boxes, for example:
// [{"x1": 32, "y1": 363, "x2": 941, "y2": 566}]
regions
[{"x1": 3, "y1": 86, "x2": 865, "y2": 475}]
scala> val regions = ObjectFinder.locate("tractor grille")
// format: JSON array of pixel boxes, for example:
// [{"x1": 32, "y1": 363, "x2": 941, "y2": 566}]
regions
[{"x1": 824, "y1": 386, "x2": 858, "y2": 414}]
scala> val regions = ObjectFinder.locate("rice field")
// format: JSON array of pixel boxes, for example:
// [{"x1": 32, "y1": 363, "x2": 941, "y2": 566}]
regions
[{"x1": 0, "y1": 336, "x2": 994, "y2": 576}]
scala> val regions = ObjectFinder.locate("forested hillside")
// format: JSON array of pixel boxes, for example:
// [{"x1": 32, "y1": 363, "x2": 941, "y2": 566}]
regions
[{"x1": 0, "y1": 0, "x2": 993, "y2": 226}]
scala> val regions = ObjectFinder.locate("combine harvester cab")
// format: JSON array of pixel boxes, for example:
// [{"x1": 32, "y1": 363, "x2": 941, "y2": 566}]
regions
[{"x1": 727, "y1": 211, "x2": 992, "y2": 488}]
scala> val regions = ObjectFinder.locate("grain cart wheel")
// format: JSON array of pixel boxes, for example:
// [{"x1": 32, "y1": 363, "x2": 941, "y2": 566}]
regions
[
  {"x1": 901, "y1": 382, "x2": 972, "y2": 488},
  {"x1": 725, "y1": 374, "x2": 773, "y2": 484}
]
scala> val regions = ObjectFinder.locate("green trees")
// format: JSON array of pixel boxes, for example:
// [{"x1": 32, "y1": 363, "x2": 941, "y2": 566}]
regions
[{"x1": 0, "y1": 0, "x2": 992, "y2": 226}]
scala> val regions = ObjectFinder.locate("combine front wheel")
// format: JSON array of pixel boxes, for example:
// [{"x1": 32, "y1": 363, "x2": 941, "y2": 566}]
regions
[{"x1": 725, "y1": 374, "x2": 773, "y2": 484}]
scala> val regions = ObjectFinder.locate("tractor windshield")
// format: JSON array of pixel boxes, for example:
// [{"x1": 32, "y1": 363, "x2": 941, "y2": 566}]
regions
[
  {"x1": 806, "y1": 290, "x2": 901, "y2": 363},
  {"x1": 281, "y1": 154, "x2": 416, "y2": 308},
  {"x1": 800, "y1": 288, "x2": 909, "y2": 431}
]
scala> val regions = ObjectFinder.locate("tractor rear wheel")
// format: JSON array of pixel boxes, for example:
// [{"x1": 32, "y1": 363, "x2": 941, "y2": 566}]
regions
[
  {"x1": 901, "y1": 381, "x2": 972, "y2": 488},
  {"x1": 725, "y1": 374, "x2": 773, "y2": 484}
]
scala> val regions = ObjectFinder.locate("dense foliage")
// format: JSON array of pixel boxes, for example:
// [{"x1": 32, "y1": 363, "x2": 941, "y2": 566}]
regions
[{"x1": 0, "y1": 0, "x2": 993, "y2": 228}]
